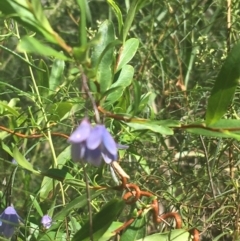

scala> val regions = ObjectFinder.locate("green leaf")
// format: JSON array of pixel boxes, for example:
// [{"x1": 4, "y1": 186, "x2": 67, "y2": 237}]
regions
[
  {"x1": 120, "y1": 215, "x2": 147, "y2": 241},
  {"x1": 36, "y1": 190, "x2": 105, "y2": 241},
  {"x1": 135, "y1": 229, "x2": 191, "y2": 241},
  {"x1": 49, "y1": 59, "x2": 65, "y2": 95},
  {"x1": 206, "y1": 41, "x2": 240, "y2": 125},
  {"x1": 17, "y1": 36, "x2": 71, "y2": 60},
  {"x1": 91, "y1": 20, "x2": 115, "y2": 93},
  {"x1": 76, "y1": 0, "x2": 92, "y2": 46},
  {"x1": 0, "y1": 0, "x2": 57, "y2": 43},
  {"x1": 122, "y1": 0, "x2": 141, "y2": 42},
  {"x1": 107, "y1": 0, "x2": 123, "y2": 35},
  {"x1": 99, "y1": 222, "x2": 123, "y2": 241},
  {"x1": 12, "y1": 146, "x2": 40, "y2": 175},
  {"x1": 30, "y1": 0, "x2": 54, "y2": 34},
  {"x1": 30, "y1": 195, "x2": 43, "y2": 217},
  {"x1": 36, "y1": 59, "x2": 49, "y2": 97},
  {"x1": 186, "y1": 119, "x2": 240, "y2": 140},
  {"x1": 126, "y1": 121, "x2": 174, "y2": 135},
  {"x1": 53, "y1": 190, "x2": 105, "y2": 221},
  {"x1": 47, "y1": 102, "x2": 73, "y2": 121},
  {"x1": 40, "y1": 146, "x2": 70, "y2": 201},
  {"x1": 111, "y1": 65, "x2": 134, "y2": 88},
  {"x1": 105, "y1": 65, "x2": 134, "y2": 105},
  {"x1": 1, "y1": 142, "x2": 12, "y2": 155},
  {"x1": 40, "y1": 177, "x2": 58, "y2": 202},
  {"x1": 131, "y1": 80, "x2": 141, "y2": 115},
  {"x1": 0, "y1": 44, "x2": 45, "y2": 71},
  {"x1": 43, "y1": 168, "x2": 73, "y2": 181},
  {"x1": 0, "y1": 101, "x2": 19, "y2": 116},
  {"x1": 72, "y1": 199, "x2": 125, "y2": 241},
  {"x1": 116, "y1": 38, "x2": 139, "y2": 72}
]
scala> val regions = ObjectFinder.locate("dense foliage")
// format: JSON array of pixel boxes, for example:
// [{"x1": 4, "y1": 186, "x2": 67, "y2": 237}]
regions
[{"x1": 0, "y1": 0, "x2": 240, "y2": 240}]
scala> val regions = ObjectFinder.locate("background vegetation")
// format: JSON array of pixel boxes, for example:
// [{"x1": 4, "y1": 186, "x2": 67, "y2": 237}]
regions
[{"x1": 0, "y1": 0, "x2": 240, "y2": 240}]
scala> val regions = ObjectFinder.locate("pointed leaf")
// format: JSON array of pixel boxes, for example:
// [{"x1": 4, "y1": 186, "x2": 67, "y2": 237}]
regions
[
  {"x1": 120, "y1": 215, "x2": 147, "y2": 241},
  {"x1": 91, "y1": 20, "x2": 115, "y2": 92},
  {"x1": 36, "y1": 59, "x2": 49, "y2": 97},
  {"x1": 135, "y1": 229, "x2": 191, "y2": 241},
  {"x1": 0, "y1": 0, "x2": 56, "y2": 43},
  {"x1": 116, "y1": 38, "x2": 139, "y2": 72},
  {"x1": 126, "y1": 122, "x2": 173, "y2": 135},
  {"x1": 30, "y1": 0, "x2": 54, "y2": 33},
  {"x1": 40, "y1": 146, "x2": 70, "y2": 201},
  {"x1": 186, "y1": 119, "x2": 240, "y2": 140},
  {"x1": 206, "y1": 41, "x2": 240, "y2": 124},
  {"x1": 72, "y1": 199, "x2": 125, "y2": 241},
  {"x1": 0, "y1": 44, "x2": 45, "y2": 71},
  {"x1": 30, "y1": 195, "x2": 43, "y2": 217},
  {"x1": 18, "y1": 36, "x2": 71, "y2": 60},
  {"x1": 107, "y1": 0, "x2": 123, "y2": 35},
  {"x1": 99, "y1": 222, "x2": 123, "y2": 241},
  {"x1": 53, "y1": 190, "x2": 105, "y2": 221},
  {"x1": 49, "y1": 59, "x2": 65, "y2": 94},
  {"x1": 12, "y1": 146, "x2": 40, "y2": 174},
  {"x1": 105, "y1": 65, "x2": 134, "y2": 105},
  {"x1": 43, "y1": 168, "x2": 73, "y2": 181}
]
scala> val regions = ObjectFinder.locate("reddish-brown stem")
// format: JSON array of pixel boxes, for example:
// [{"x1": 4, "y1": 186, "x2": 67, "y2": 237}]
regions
[{"x1": 0, "y1": 125, "x2": 69, "y2": 139}]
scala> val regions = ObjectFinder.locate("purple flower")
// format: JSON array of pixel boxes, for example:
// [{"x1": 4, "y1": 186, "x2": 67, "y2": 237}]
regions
[
  {"x1": 41, "y1": 215, "x2": 52, "y2": 229},
  {"x1": 0, "y1": 206, "x2": 21, "y2": 238},
  {"x1": 68, "y1": 119, "x2": 119, "y2": 166}
]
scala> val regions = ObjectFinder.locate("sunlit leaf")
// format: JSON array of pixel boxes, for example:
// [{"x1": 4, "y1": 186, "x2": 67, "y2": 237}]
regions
[
  {"x1": 120, "y1": 215, "x2": 147, "y2": 241},
  {"x1": 116, "y1": 38, "x2": 139, "y2": 72},
  {"x1": 99, "y1": 221, "x2": 123, "y2": 241},
  {"x1": 105, "y1": 65, "x2": 134, "y2": 105},
  {"x1": 0, "y1": 0, "x2": 57, "y2": 43},
  {"x1": 186, "y1": 119, "x2": 240, "y2": 140},
  {"x1": 206, "y1": 41, "x2": 240, "y2": 124},
  {"x1": 107, "y1": 0, "x2": 123, "y2": 35},
  {"x1": 18, "y1": 36, "x2": 71, "y2": 60},
  {"x1": 12, "y1": 146, "x2": 41, "y2": 175},
  {"x1": 91, "y1": 20, "x2": 115, "y2": 92},
  {"x1": 126, "y1": 121, "x2": 174, "y2": 135},
  {"x1": 30, "y1": 195, "x2": 43, "y2": 217},
  {"x1": 135, "y1": 229, "x2": 191, "y2": 241},
  {"x1": 76, "y1": 0, "x2": 92, "y2": 46},
  {"x1": 47, "y1": 102, "x2": 73, "y2": 121}
]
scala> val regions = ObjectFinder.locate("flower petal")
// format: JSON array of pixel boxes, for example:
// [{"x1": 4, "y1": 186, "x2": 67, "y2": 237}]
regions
[
  {"x1": 68, "y1": 119, "x2": 91, "y2": 143},
  {"x1": 84, "y1": 147, "x2": 102, "y2": 166},
  {"x1": 71, "y1": 143, "x2": 86, "y2": 161},
  {"x1": 0, "y1": 206, "x2": 20, "y2": 238},
  {"x1": 41, "y1": 215, "x2": 52, "y2": 229},
  {"x1": 0, "y1": 225, "x2": 15, "y2": 238},
  {"x1": 102, "y1": 151, "x2": 117, "y2": 164},
  {"x1": 86, "y1": 125, "x2": 104, "y2": 150},
  {"x1": 102, "y1": 127, "x2": 117, "y2": 156}
]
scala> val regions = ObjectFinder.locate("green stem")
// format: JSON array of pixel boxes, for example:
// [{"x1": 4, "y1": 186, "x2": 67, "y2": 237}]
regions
[{"x1": 14, "y1": 22, "x2": 66, "y2": 206}]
